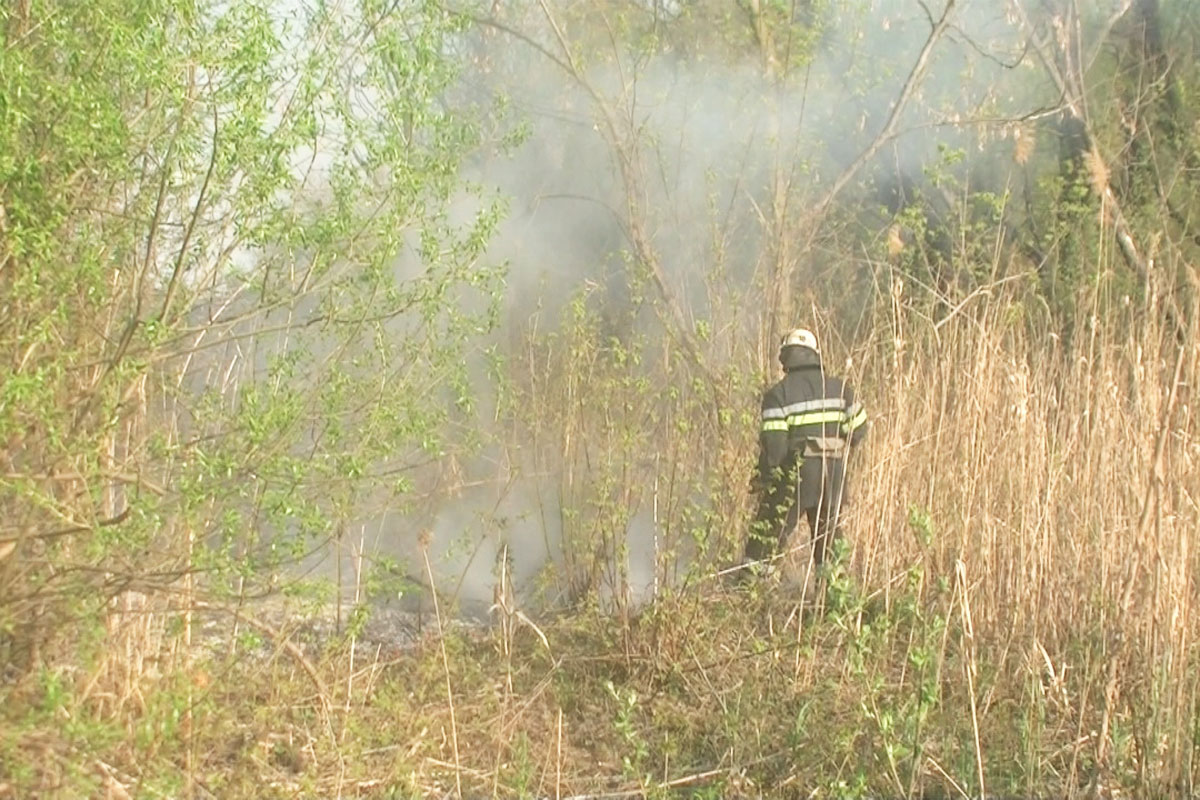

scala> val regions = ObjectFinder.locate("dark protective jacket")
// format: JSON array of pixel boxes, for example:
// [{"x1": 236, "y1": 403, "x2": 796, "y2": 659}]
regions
[{"x1": 756, "y1": 346, "x2": 867, "y2": 509}]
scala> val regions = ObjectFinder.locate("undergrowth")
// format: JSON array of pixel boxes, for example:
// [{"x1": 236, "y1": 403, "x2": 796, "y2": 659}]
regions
[{"x1": 0, "y1": 556, "x2": 1143, "y2": 798}]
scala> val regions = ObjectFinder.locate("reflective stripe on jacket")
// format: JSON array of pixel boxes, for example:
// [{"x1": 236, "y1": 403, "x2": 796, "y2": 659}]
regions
[{"x1": 756, "y1": 347, "x2": 867, "y2": 482}]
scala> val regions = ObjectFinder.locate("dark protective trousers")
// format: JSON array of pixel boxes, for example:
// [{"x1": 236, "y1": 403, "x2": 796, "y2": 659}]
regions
[{"x1": 746, "y1": 454, "x2": 846, "y2": 567}]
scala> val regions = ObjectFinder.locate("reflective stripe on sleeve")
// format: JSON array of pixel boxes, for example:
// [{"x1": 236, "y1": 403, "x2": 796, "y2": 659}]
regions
[
  {"x1": 762, "y1": 419, "x2": 789, "y2": 432},
  {"x1": 843, "y1": 404, "x2": 867, "y2": 432}
]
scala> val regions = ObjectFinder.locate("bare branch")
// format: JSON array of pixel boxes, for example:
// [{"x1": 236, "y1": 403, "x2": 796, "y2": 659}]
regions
[
  {"x1": 473, "y1": 0, "x2": 719, "y2": 381},
  {"x1": 160, "y1": 93, "x2": 220, "y2": 326},
  {"x1": 811, "y1": 0, "x2": 958, "y2": 222}
]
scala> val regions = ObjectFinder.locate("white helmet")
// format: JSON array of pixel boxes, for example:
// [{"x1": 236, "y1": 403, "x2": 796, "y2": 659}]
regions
[{"x1": 780, "y1": 327, "x2": 819, "y2": 354}]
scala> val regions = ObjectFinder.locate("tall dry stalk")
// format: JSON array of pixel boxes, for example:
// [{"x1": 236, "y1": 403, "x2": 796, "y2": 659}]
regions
[
  {"x1": 846, "y1": 270, "x2": 1199, "y2": 786},
  {"x1": 421, "y1": 534, "x2": 462, "y2": 797}
]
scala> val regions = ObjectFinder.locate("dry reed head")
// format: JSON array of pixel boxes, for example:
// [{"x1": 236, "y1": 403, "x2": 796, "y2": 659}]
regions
[
  {"x1": 1013, "y1": 126, "x2": 1035, "y2": 166},
  {"x1": 1084, "y1": 146, "x2": 1111, "y2": 199},
  {"x1": 887, "y1": 225, "x2": 905, "y2": 258}
]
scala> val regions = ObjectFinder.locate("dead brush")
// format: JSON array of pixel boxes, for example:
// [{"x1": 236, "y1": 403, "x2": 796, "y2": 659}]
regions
[
  {"x1": 847, "y1": 267, "x2": 1200, "y2": 792},
  {"x1": 5, "y1": 260, "x2": 1197, "y2": 798}
]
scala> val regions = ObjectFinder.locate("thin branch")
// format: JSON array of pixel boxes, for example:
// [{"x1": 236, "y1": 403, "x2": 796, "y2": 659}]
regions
[
  {"x1": 947, "y1": 24, "x2": 1032, "y2": 70},
  {"x1": 513, "y1": 0, "x2": 716, "y2": 383},
  {"x1": 192, "y1": 600, "x2": 332, "y2": 712},
  {"x1": 811, "y1": 0, "x2": 958, "y2": 222},
  {"x1": 464, "y1": 14, "x2": 578, "y2": 90},
  {"x1": 0, "y1": 507, "x2": 132, "y2": 545},
  {"x1": 161, "y1": 99, "x2": 220, "y2": 325}
]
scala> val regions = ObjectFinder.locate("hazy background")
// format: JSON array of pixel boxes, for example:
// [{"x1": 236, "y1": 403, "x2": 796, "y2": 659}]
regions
[{"x1": 293, "y1": 0, "x2": 1060, "y2": 616}]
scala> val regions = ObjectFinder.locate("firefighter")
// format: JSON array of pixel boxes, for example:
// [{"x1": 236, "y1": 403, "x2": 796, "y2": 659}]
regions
[{"x1": 745, "y1": 327, "x2": 867, "y2": 572}]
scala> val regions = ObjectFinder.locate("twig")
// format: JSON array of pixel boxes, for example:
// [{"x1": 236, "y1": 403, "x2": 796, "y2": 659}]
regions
[
  {"x1": 192, "y1": 601, "x2": 331, "y2": 714},
  {"x1": 560, "y1": 766, "x2": 728, "y2": 799},
  {"x1": 925, "y1": 754, "x2": 970, "y2": 799},
  {"x1": 932, "y1": 273, "x2": 1033, "y2": 333},
  {"x1": 955, "y1": 560, "x2": 986, "y2": 798},
  {"x1": 422, "y1": 542, "x2": 462, "y2": 798},
  {"x1": 556, "y1": 708, "x2": 563, "y2": 800}
]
